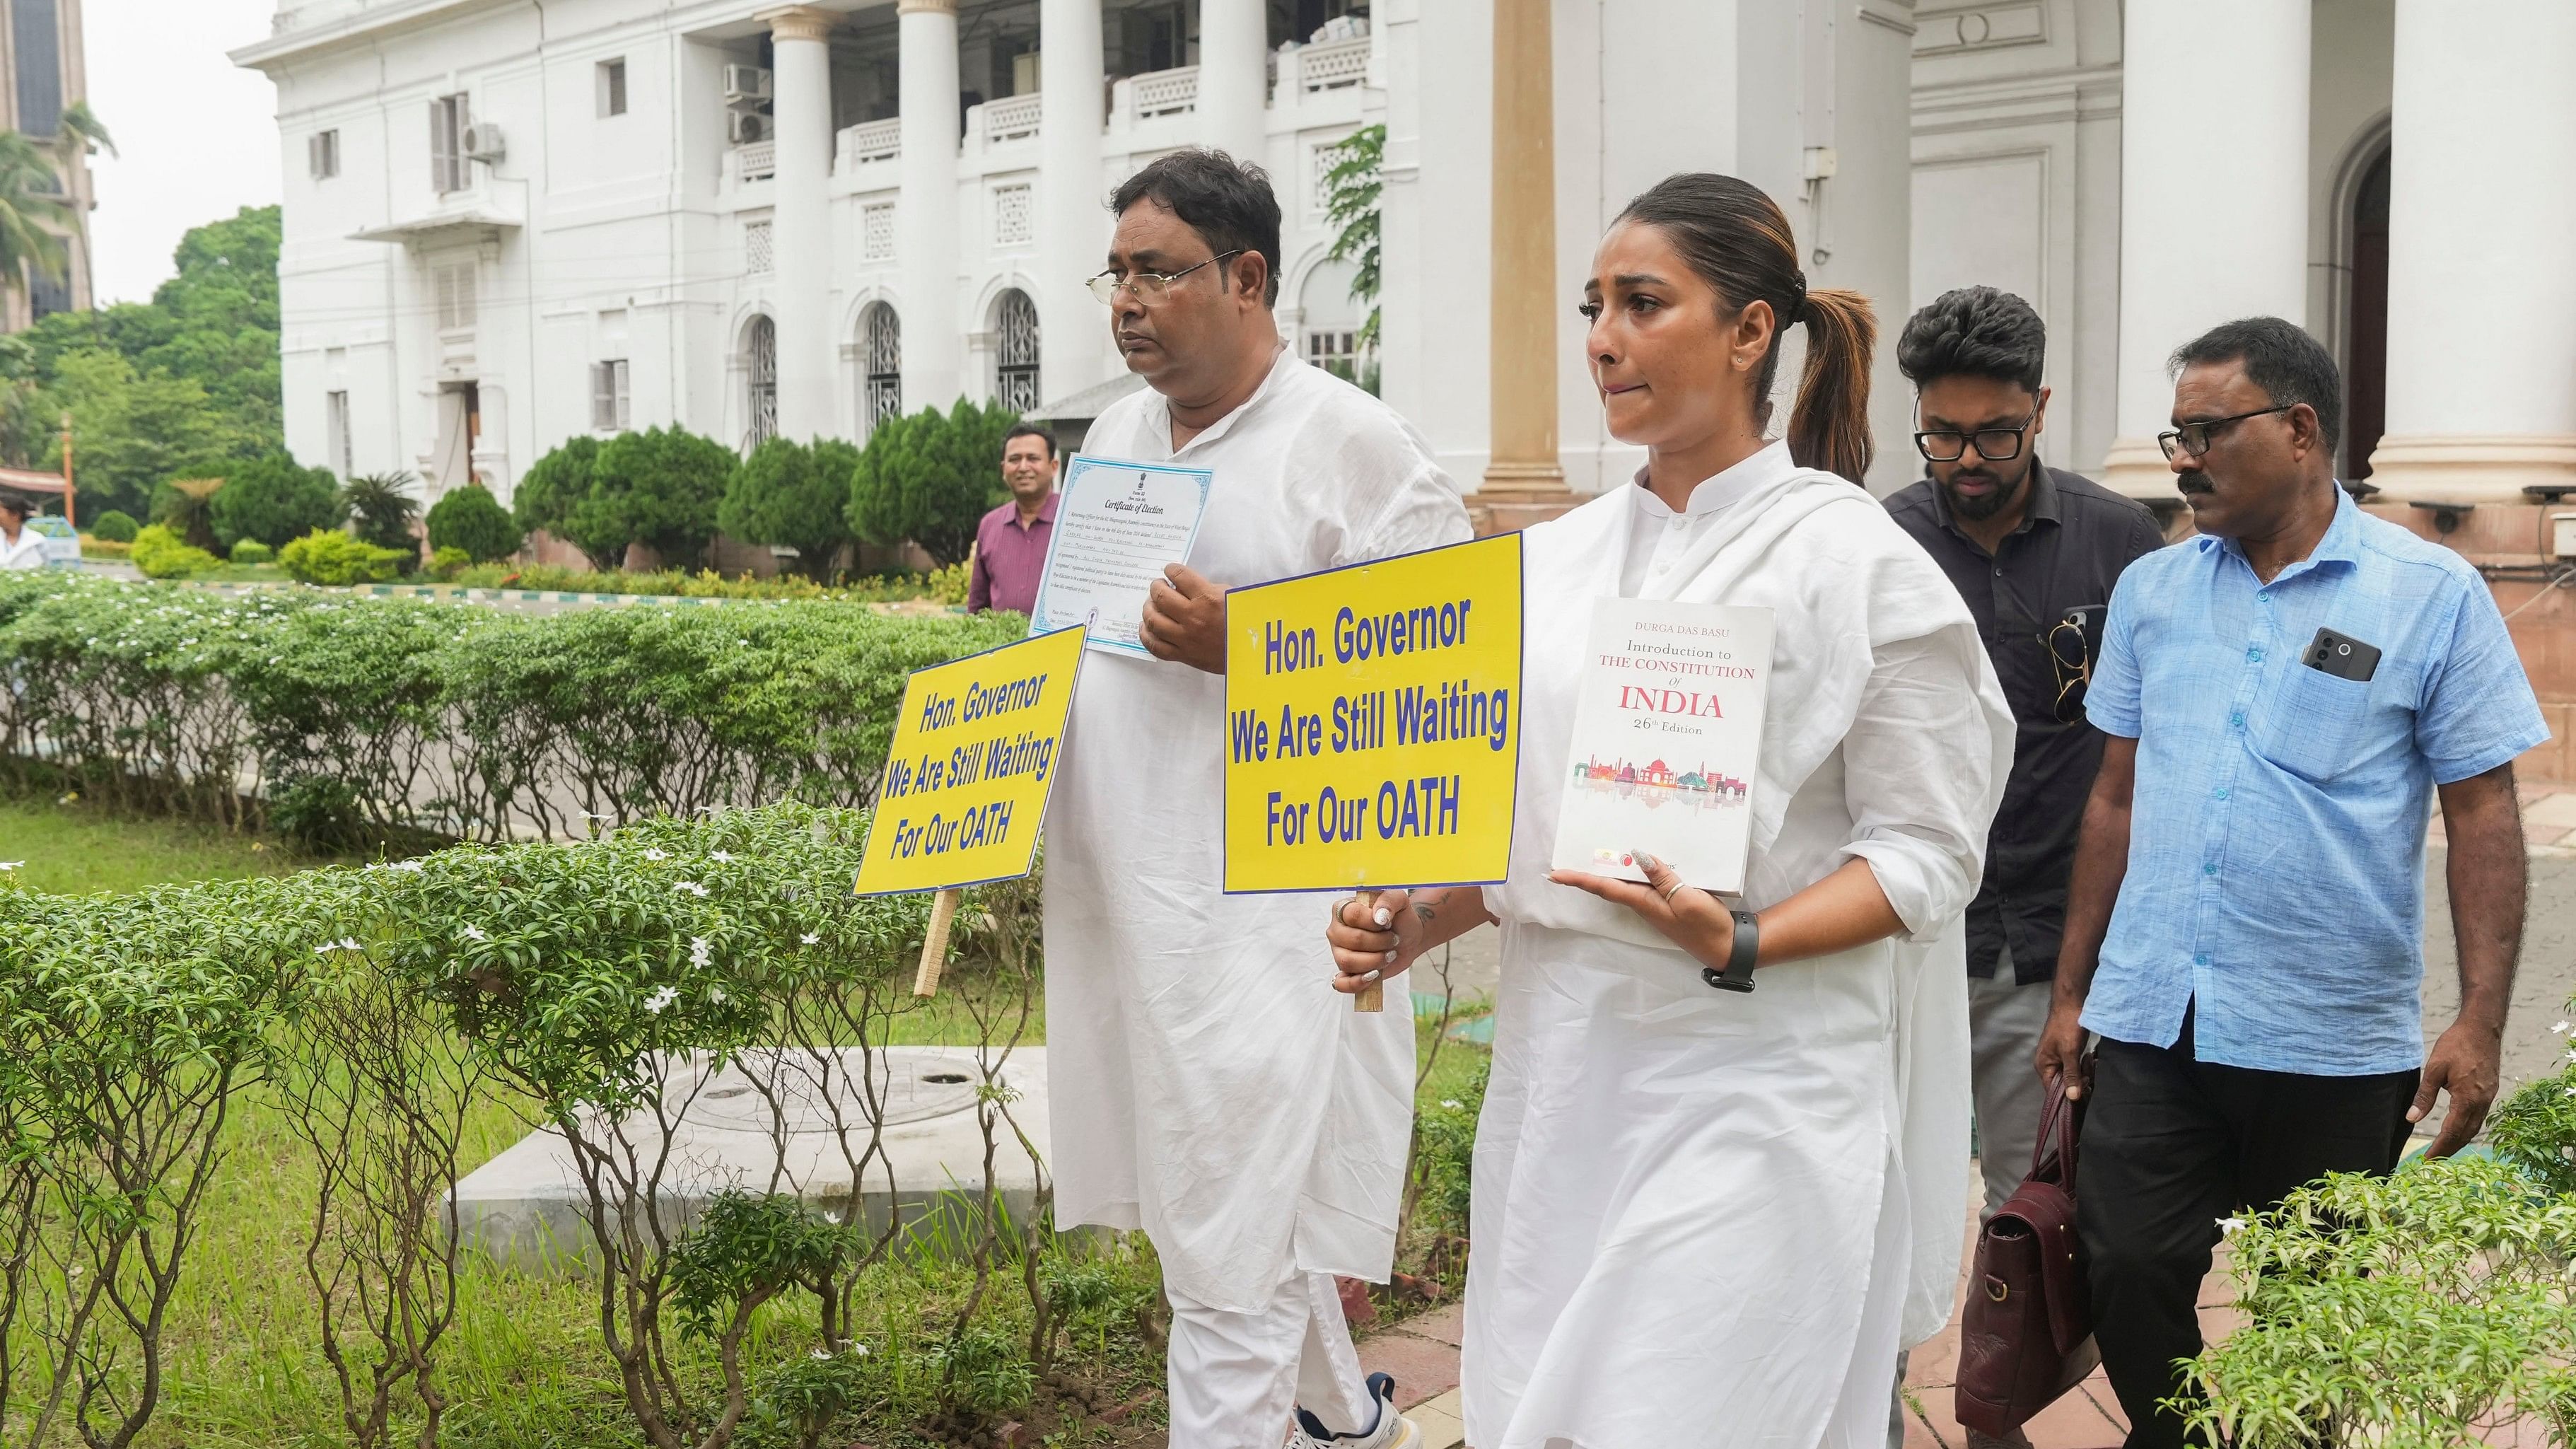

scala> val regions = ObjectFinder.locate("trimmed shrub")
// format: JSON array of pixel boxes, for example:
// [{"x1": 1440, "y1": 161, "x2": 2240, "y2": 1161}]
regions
[
  {"x1": 847, "y1": 398, "x2": 1017, "y2": 567},
  {"x1": 511, "y1": 434, "x2": 619, "y2": 569},
  {"x1": 87, "y1": 508, "x2": 138, "y2": 542},
  {"x1": 209, "y1": 453, "x2": 344, "y2": 550},
  {"x1": 595, "y1": 425, "x2": 734, "y2": 569},
  {"x1": 424, "y1": 482, "x2": 522, "y2": 562},
  {"x1": 279, "y1": 528, "x2": 407, "y2": 586},
  {"x1": 129, "y1": 523, "x2": 218, "y2": 578},
  {"x1": 428, "y1": 545, "x2": 470, "y2": 580},
  {"x1": 227, "y1": 537, "x2": 272, "y2": 565},
  {"x1": 719, "y1": 436, "x2": 862, "y2": 580}
]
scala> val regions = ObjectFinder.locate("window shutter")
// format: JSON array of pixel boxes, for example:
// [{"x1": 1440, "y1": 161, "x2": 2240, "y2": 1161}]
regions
[
  {"x1": 429, "y1": 101, "x2": 449, "y2": 189},
  {"x1": 309, "y1": 133, "x2": 323, "y2": 178},
  {"x1": 612, "y1": 360, "x2": 631, "y2": 431},
  {"x1": 590, "y1": 363, "x2": 611, "y2": 431}
]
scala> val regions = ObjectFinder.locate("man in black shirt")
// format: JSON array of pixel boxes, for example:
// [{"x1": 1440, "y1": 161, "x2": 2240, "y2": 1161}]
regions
[{"x1": 1883, "y1": 288, "x2": 2167, "y2": 1233}]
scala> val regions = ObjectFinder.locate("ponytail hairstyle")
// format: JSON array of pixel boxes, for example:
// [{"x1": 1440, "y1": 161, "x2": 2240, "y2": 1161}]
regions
[{"x1": 1614, "y1": 173, "x2": 1878, "y2": 484}]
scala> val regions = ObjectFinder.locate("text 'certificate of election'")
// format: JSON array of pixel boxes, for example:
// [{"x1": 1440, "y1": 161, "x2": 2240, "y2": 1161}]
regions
[{"x1": 1027, "y1": 455, "x2": 1213, "y2": 658}]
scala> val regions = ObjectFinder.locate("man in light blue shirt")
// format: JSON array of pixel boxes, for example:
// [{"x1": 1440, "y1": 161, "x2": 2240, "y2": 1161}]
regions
[{"x1": 2034, "y1": 317, "x2": 2546, "y2": 1449}]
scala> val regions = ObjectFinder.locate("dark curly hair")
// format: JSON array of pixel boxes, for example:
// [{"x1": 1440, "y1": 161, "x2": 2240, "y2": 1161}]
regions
[{"x1": 1896, "y1": 286, "x2": 2046, "y2": 395}]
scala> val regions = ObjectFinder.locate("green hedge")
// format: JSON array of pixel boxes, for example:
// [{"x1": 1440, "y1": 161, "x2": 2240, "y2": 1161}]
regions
[
  {"x1": 0, "y1": 571, "x2": 1023, "y2": 842},
  {"x1": 0, "y1": 803, "x2": 1068, "y2": 1449}
]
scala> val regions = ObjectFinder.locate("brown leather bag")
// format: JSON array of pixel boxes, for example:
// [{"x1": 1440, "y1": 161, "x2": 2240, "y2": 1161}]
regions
[{"x1": 1953, "y1": 1080, "x2": 2098, "y2": 1438}]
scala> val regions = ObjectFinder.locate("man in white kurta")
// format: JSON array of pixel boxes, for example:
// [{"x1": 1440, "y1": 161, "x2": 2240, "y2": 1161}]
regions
[{"x1": 1043, "y1": 151, "x2": 1469, "y2": 1448}]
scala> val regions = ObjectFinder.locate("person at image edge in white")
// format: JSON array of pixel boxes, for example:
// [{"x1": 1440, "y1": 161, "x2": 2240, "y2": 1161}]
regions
[
  {"x1": 0, "y1": 494, "x2": 46, "y2": 571},
  {"x1": 1044, "y1": 149, "x2": 1467, "y2": 1449},
  {"x1": 1328, "y1": 173, "x2": 2012, "y2": 1448}
]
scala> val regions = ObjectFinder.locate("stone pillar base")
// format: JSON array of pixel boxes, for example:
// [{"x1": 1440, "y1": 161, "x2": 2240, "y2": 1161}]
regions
[
  {"x1": 2097, "y1": 434, "x2": 2178, "y2": 504},
  {"x1": 2360, "y1": 434, "x2": 2576, "y2": 506},
  {"x1": 1474, "y1": 460, "x2": 1578, "y2": 536}
]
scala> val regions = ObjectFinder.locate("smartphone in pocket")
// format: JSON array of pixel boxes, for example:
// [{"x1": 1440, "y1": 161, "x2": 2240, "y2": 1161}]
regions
[{"x1": 2303, "y1": 627, "x2": 2381, "y2": 682}]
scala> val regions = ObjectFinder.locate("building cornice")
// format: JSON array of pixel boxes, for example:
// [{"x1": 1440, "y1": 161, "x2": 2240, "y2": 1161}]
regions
[{"x1": 231, "y1": 0, "x2": 516, "y2": 71}]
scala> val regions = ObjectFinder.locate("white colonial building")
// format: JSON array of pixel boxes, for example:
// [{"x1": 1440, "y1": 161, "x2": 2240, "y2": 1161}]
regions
[{"x1": 233, "y1": 0, "x2": 2576, "y2": 531}]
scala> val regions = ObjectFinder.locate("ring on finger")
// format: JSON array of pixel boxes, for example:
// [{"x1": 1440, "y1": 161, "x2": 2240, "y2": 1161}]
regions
[{"x1": 1657, "y1": 879, "x2": 1686, "y2": 902}]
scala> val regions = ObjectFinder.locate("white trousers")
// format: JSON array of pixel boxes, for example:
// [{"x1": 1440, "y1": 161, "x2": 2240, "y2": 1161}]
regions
[{"x1": 1166, "y1": 1269, "x2": 1376, "y2": 1449}]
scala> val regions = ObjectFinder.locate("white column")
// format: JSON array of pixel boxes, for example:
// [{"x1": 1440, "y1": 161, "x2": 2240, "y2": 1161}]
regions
[
  {"x1": 899, "y1": 0, "x2": 964, "y2": 412},
  {"x1": 1039, "y1": 0, "x2": 1105, "y2": 409},
  {"x1": 1196, "y1": 0, "x2": 1267, "y2": 165},
  {"x1": 762, "y1": 6, "x2": 835, "y2": 440},
  {"x1": 2366, "y1": 0, "x2": 2576, "y2": 506},
  {"x1": 2099, "y1": 1, "x2": 2310, "y2": 499}
]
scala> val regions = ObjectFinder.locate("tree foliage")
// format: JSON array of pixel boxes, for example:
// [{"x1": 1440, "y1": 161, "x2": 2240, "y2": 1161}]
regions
[
  {"x1": 208, "y1": 451, "x2": 343, "y2": 550},
  {"x1": 511, "y1": 434, "x2": 619, "y2": 568},
  {"x1": 846, "y1": 399, "x2": 1016, "y2": 568},
  {"x1": 424, "y1": 482, "x2": 521, "y2": 563},
  {"x1": 718, "y1": 435, "x2": 861, "y2": 579},
  {"x1": 594, "y1": 424, "x2": 735, "y2": 569},
  {"x1": 1322, "y1": 122, "x2": 1386, "y2": 351},
  {"x1": 340, "y1": 471, "x2": 421, "y2": 552}
]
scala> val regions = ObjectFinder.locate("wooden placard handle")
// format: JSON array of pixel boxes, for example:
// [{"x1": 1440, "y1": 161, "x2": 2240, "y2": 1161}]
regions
[
  {"x1": 913, "y1": 888, "x2": 962, "y2": 999},
  {"x1": 1354, "y1": 889, "x2": 1385, "y2": 1013}
]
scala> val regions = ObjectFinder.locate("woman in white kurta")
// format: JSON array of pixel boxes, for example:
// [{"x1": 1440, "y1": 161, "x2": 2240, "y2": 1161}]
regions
[{"x1": 1328, "y1": 174, "x2": 2012, "y2": 1448}]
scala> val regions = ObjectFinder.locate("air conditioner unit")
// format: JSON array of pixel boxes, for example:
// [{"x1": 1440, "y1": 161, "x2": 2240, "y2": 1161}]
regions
[
  {"x1": 461, "y1": 122, "x2": 506, "y2": 162},
  {"x1": 723, "y1": 64, "x2": 773, "y2": 107},
  {"x1": 728, "y1": 110, "x2": 772, "y2": 145}
]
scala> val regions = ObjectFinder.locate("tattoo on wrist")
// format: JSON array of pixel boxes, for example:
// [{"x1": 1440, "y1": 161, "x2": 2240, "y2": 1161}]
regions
[{"x1": 1412, "y1": 901, "x2": 1437, "y2": 928}]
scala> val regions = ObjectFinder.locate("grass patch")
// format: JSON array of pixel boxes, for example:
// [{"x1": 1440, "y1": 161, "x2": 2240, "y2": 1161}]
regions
[{"x1": 0, "y1": 794, "x2": 346, "y2": 893}]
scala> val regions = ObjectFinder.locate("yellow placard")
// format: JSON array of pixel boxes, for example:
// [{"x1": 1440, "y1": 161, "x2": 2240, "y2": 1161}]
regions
[
  {"x1": 854, "y1": 624, "x2": 1087, "y2": 896},
  {"x1": 1223, "y1": 533, "x2": 1523, "y2": 893}
]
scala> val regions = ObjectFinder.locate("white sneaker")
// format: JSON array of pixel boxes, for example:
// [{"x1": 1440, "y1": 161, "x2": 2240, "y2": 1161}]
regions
[{"x1": 1290, "y1": 1373, "x2": 1418, "y2": 1449}]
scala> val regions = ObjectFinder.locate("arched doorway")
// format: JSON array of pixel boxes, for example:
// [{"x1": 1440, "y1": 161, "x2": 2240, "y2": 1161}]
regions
[
  {"x1": 861, "y1": 302, "x2": 902, "y2": 432},
  {"x1": 2343, "y1": 149, "x2": 2391, "y2": 482},
  {"x1": 993, "y1": 289, "x2": 1040, "y2": 412},
  {"x1": 746, "y1": 315, "x2": 779, "y2": 448}
]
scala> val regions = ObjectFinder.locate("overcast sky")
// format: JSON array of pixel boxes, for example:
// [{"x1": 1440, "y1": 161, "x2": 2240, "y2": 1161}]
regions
[{"x1": 84, "y1": 0, "x2": 282, "y2": 305}]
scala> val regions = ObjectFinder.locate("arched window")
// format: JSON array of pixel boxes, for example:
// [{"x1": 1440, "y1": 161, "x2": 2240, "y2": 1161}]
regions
[
  {"x1": 994, "y1": 289, "x2": 1040, "y2": 412},
  {"x1": 746, "y1": 315, "x2": 778, "y2": 448},
  {"x1": 862, "y1": 303, "x2": 902, "y2": 431}
]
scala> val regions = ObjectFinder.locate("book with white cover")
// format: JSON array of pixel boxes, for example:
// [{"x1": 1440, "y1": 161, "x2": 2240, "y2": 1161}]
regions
[{"x1": 1549, "y1": 597, "x2": 1775, "y2": 896}]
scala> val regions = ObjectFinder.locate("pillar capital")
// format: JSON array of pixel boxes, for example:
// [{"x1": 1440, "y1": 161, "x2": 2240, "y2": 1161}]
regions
[
  {"x1": 896, "y1": 0, "x2": 957, "y2": 14},
  {"x1": 756, "y1": 5, "x2": 837, "y2": 43}
]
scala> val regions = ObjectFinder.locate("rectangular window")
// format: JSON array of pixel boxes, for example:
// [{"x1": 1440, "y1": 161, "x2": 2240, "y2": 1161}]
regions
[
  {"x1": 309, "y1": 129, "x2": 340, "y2": 180},
  {"x1": 745, "y1": 219, "x2": 773, "y2": 274},
  {"x1": 12, "y1": 0, "x2": 61, "y2": 138},
  {"x1": 433, "y1": 260, "x2": 477, "y2": 330},
  {"x1": 861, "y1": 201, "x2": 895, "y2": 262},
  {"x1": 591, "y1": 360, "x2": 631, "y2": 433},
  {"x1": 429, "y1": 93, "x2": 471, "y2": 193},
  {"x1": 598, "y1": 58, "x2": 627, "y2": 117},
  {"x1": 325, "y1": 390, "x2": 353, "y2": 477}
]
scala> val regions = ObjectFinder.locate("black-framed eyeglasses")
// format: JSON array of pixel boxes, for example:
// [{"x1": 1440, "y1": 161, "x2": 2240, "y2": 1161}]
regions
[
  {"x1": 2045, "y1": 606, "x2": 2105, "y2": 726},
  {"x1": 1085, "y1": 250, "x2": 1245, "y2": 305},
  {"x1": 1913, "y1": 409, "x2": 2038, "y2": 464},
  {"x1": 2156, "y1": 404, "x2": 2294, "y2": 462}
]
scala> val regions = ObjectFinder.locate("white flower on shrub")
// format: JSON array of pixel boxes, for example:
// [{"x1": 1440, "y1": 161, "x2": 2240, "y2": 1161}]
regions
[
  {"x1": 2217, "y1": 1216, "x2": 2246, "y2": 1235},
  {"x1": 800, "y1": 933, "x2": 820, "y2": 946},
  {"x1": 642, "y1": 848, "x2": 669, "y2": 861},
  {"x1": 643, "y1": 985, "x2": 679, "y2": 1015},
  {"x1": 462, "y1": 924, "x2": 488, "y2": 942},
  {"x1": 313, "y1": 937, "x2": 365, "y2": 955},
  {"x1": 675, "y1": 881, "x2": 709, "y2": 897},
  {"x1": 0, "y1": 861, "x2": 21, "y2": 871},
  {"x1": 689, "y1": 936, "x2": 712, "y2": 969},
  {"x1": 709, "y1": 851, "x2": 735, "y2": 863},
  {"x1": 2558, "y1": 1020, "x2": 2570, "y2": 1035},
  {"x1": 390, "y1": 859, "x2": 424, "y2": 873}
]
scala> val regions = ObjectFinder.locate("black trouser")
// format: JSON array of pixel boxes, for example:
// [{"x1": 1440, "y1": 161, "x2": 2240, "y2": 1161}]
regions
[{"x1": 2075, "y1": 1010, "x2": 2417, "y2": 1449}]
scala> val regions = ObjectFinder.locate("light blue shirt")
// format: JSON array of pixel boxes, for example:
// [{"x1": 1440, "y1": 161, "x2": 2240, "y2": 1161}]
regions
[{"x1": 2081, "y1": 491, "x2": 2548, "y2": 1075}]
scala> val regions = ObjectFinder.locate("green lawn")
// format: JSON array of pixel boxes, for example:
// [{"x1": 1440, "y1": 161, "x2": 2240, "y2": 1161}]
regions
[
  {"x1": 0, "y1": 802, "x2": 1486, "y2": 1446},
  {"x1": 0, "y1": 796, "x2": 344, "y2": 894}
]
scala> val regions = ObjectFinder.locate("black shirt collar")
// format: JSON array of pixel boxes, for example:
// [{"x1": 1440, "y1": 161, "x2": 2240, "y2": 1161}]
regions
[{"x1": 1925, "y1": 460, "x2": 2060, "y2": 542}]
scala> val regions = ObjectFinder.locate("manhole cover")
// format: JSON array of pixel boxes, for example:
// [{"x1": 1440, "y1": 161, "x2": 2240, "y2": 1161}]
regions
[{"x1": 688, "y1": 1050, "x2": 987, "y2": 1135}]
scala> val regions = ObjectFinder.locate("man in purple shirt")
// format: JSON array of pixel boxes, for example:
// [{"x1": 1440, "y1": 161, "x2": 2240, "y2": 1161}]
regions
[{"x1": 966, "y1": 422, "x2": 1060, "y2": 615}]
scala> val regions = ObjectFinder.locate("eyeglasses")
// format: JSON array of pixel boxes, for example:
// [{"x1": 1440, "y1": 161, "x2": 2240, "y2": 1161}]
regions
[
  {"x1": 1913, "y1": 409, "x2": 2038, "y2": 463},
  {"x1": 2156, "y1": 404, "x2": 2294, "y2": 462},
  {"x1": 1085, "y1": 250, "x2": 1245, "y2": 305},
  {"x1": 2045, "y1": 608, "x2": 2103, "y2": 726}
]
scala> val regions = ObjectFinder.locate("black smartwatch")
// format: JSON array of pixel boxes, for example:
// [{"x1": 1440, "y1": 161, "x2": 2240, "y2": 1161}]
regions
[{"x1": 1701, "y1": 909, "x2": 1760, "y2": 994}]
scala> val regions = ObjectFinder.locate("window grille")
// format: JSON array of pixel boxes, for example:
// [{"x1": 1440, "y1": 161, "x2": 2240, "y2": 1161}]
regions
[
  {"x1": 994, "y1": 290, "x2": 1040, "y2": 412},
  {"x1": 863, "y1": 201, "x2": 896, "y2": 262},
  {"x1": 863, "y1": 303, "x2": 902, "y2": 431},
  {"x1": 745, "y1": 220, "x2": 773, "y2": 274},
  {"x1": 747, "y1": 318, "x2": 779, "y2": 448},
  {"x1": 992, "y1": 183, "x2": 1033, "y2": 250}
]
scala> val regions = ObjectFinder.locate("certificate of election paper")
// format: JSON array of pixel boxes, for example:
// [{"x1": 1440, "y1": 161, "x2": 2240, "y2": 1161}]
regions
[{"x1": 1027, "y1": 455, "x2": 1214, "y2": 658}]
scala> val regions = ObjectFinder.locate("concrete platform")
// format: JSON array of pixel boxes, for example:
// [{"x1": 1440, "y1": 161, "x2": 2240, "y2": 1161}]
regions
[{"x1": 451, "y1": 1044, "x2": 1050, "y2": 1272}]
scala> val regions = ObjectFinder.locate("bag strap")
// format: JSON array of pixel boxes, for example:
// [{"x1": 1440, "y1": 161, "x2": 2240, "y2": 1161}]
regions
[{"x1": 2025, "y1": 1054, "x2": 2092, "y2": 1189}]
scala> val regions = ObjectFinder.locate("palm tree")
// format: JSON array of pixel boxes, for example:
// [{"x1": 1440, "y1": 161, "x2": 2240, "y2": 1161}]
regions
[
  {"x1": 340, "y1": 471, "x2": 423, "y2": 552},
  {"x1": 50, "y1": 103, "x2": 112, "y2": 308},
  {"x1": 161, "y1": 477, "x2": 223, "y2": 552},
  {"x1": 0, "y1": 132, "x2": 68, "y2": 322}
]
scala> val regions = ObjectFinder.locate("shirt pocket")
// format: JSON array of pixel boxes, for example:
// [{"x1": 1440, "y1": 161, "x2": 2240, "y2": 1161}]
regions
[{"x1": 2254, "y1": 663, "x2": 2373, "y2": 784}]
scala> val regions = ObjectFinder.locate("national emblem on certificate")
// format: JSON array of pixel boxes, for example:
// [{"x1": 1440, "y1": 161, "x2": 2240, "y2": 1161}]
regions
[{"x1": 1220, "y1": 533, "x2": 1523, "y2": 895}]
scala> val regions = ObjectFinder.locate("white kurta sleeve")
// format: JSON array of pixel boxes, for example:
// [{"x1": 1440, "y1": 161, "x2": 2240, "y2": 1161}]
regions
[{"x1": 1836, "y1": 622, "x2": 2010, "y2": 942}]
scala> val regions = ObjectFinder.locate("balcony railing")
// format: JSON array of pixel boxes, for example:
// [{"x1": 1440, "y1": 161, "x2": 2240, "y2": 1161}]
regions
[
  {"x1": 1296, "y1": 34, "x2": 1371, "y2": 92},
  {"x1": 1131, "y1": 65, "x2": 1199, "y2": 118},
  {"x1": 731, "y1": 140, "x2": 776, "y2": 185},
  {"x1": 985, "y1": 92, "x2": 1043, "y2": 144},
  {"x1": 839, "y1": 117, "x2": 901, "y2": 168}
]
